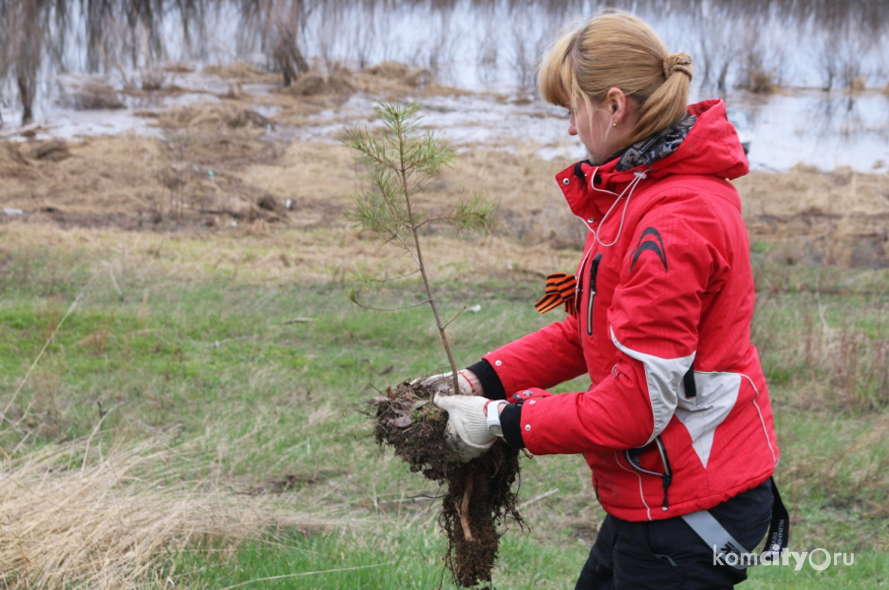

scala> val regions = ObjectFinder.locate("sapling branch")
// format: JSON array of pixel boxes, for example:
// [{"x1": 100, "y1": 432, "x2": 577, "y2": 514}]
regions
[
  {"x1": 442, "y1": 307, "x2": 468, "y2": 331},
  {"x1": 349, "y1": 289, "x2": 432, "y2": 311}
]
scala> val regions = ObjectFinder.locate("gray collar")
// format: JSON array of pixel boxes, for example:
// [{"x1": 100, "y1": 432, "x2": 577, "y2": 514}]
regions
[{"x1": 616, "y1": 114, "x2": 697, "y2": 172}]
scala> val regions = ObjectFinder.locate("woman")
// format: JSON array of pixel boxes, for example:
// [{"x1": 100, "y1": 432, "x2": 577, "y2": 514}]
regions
[{"x1": 426, "y1": 11, "x2": 785, "y2": 590}]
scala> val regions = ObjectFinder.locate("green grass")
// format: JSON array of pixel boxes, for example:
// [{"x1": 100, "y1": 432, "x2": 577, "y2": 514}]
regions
[
  {"x1": 746, "y1": 552, "x2": 889, "y2": 589},
  {"x1": 157, "y1": 519, "x2": 889, "y2": 589},
  {"x1": 1, "y1": 239, "x2": 888, "y2": 588},
  {"x1": 156, "y1": 529, "x2": 889, "y2": 589},
  {"x1": 158, "y1": 526, "x2": 594, "y2": 590}
]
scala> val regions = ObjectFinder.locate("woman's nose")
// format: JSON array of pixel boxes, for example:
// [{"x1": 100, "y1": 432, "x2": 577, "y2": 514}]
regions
[{"x1": 568, "y1": 115, "x2": 577, "y2": 136}]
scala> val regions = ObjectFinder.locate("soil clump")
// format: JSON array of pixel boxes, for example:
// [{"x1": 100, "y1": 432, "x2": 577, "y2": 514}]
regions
[{"x1": 372, "y1": 381, "x2": 524, "y2": 588}]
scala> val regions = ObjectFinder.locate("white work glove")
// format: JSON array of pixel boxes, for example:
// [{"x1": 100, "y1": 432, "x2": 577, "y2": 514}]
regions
[
  {"x1": 433, "y1": 394, "x2": 496, "y2": 462},
  {"x1": 412, "y1": 369, "x2": 483, "y2": 397}
]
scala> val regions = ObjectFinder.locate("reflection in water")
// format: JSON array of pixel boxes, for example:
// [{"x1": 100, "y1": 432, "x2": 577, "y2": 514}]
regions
[
  {"x1": 1, "y1": 1, "x2": 887, "y2": 99},
  {"x1": 807, "y1": 93, "x2": 889, "y2": 143},
  {"x1": 0, "y1": 0, "x2": 886, "y2": 170}
]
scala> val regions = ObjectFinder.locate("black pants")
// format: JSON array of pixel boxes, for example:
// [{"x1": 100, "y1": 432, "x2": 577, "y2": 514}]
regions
[{"x1": 575, "y1": 482, "x2": 773, "y2": 590}]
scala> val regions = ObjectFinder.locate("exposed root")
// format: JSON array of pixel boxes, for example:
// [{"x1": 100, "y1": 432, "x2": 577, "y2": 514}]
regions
[{"x1": 460, "y1": 470, "x2": 474, "y2": 541}]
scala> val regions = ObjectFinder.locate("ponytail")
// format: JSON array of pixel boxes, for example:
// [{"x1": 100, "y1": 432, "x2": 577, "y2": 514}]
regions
[{"x1": 629, "y1": 52, "x2": 693, "y2": 144}]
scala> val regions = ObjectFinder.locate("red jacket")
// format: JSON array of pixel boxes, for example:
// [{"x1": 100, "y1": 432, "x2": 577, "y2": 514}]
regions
[{"x1": 485, "y1": 99, "x2": 779, "y2": 521}]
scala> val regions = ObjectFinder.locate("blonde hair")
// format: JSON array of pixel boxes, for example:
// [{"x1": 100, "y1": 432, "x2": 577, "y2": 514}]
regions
[{"x1": 538, "y1": 12, "x2": 692, "y2": 147}]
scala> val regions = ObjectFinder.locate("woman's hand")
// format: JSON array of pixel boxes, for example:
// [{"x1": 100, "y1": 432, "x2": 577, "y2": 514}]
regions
[
  {"x1": 433, "y1": 394, "x2": 495, "y2": 462},
  {"x1": 412, "y1": 369, "x2": 483, "y2": 396}
]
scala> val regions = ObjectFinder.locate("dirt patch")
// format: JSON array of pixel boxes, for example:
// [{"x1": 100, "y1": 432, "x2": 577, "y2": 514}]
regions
[
  {"x1": 25, "y1": 139, "x2": 72, "y2": 162},
  {"x1": 281, "y1": 68, "x2": 358, "y2": 98},
  {"x1": 157, "y1": 103, "x2": 274, "y2": 131},
  {"x1": 61, "y1": 80, "x2": 126, "y2": 111},
  {"x1": 248, "y1": 470, "x2": 344, "y2": 495},
  {"x1": 202, "y1": 63, "x2": 280, "y2": 83},
  {"x1": 0, "y1": 129, "x2": 283, "y2": 230},
  {"x1": 736, "y1": 165, "x2": 889, "y2": 267},
  {"x1": 372, "y1": 382, "x2": 524, "y2": 588},
  {"x1": 362, "y1": 60, "x2": 435, "y2": 89},
  {"x1": 271, "y1": 61, "x2": 457, "y2": 103},
  {"x1": 0, "y1": 142, "x2": 40, "y2": 180}
]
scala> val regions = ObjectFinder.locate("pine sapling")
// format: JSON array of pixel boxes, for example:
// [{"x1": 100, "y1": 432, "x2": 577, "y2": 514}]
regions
[
  {"x1": 344, "y1": 101, "x2": 522, "y2": 589},
  {"x1": 344, "y1": 101, "x2": 494, "y2": 395}
]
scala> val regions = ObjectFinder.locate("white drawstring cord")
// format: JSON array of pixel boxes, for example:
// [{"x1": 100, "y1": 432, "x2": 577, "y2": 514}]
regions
[
  {"x1": 571, "y1": 168, "x2": 649, "y2": 306},
  {"x1": 593, "y1": 170, "x2": 648, "y2": 248}
]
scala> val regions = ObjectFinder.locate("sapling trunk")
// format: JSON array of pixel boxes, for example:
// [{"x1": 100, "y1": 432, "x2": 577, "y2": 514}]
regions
[{"x1": 393, "y1": 110, "x2": 459, "y2": 392}]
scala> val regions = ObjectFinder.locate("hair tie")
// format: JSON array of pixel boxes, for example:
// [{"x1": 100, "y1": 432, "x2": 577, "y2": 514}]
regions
[{"x1": 663, "y1": 53, "x2": 693, "y2": 80}]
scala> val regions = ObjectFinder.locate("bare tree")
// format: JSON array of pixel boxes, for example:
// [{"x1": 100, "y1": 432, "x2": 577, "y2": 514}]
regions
[
  {"x1": 237, "y1": 0, "x2": 309, "y2": 87},
  {"x1": 272, "y1": 0, "x2": 309, "y2": 86},
  {"x1": 3, "y1": 0, "x2": 51, "y2": 124}
]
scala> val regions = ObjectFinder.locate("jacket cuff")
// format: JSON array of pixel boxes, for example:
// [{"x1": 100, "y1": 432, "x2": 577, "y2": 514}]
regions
[
  {"x1": 499, "y1": 403, "x2": 525, "y2": 449},
  {"x1": 466, "y1": 359, "x2": 506, "y2": 400}
]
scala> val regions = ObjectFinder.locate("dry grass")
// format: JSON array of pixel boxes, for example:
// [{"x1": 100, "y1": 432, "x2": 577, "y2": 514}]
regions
[
  {"x1": 3, "y1": 129, "x2": 889, "y2": 290},
  {"x1": 0, "y1": 432, "x2": 339, "y2": 589},
  {"x1": 737, "y1": 165, "x2": 889, "y2": 224},
  {"x1": 3, "y1": 120, "x2": 887, "y2": 262},
  {"x1": 1, "y1": 56, "x2": 887, "y2": 264},
  {"x1": 0, "y1": 218, "x2": 579, "y2": 288}
]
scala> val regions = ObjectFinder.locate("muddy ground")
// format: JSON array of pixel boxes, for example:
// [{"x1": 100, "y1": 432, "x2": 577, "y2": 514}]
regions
[{"x1": 2, "y1": 62, "x2": 888, "y2": 272}]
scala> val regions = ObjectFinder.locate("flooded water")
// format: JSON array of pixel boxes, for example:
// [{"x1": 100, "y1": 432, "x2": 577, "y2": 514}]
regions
[
  {"x1": 1, "y1": 0, "x2": 887, "y2": 172},
  {"x1": 292, "y1": 88, "x2": 889, "y2": 174}
]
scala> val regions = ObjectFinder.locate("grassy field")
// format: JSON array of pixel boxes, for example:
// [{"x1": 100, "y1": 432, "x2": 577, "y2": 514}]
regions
[{"x1": 1, "y1": 222, "x2": 888, "y2": 589}]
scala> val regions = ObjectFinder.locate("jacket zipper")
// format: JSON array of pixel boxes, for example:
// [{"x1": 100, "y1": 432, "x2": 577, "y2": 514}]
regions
[
  {"x1": 587, "y1": 253, "x2": 602, "y2": 336},
  {"x1": 574, "y1": 248, "x2": 591, "y2": 342}
]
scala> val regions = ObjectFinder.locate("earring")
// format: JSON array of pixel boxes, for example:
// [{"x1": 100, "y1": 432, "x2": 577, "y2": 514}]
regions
[{"x1": 612, "y1": 122, "x2": 619, "y2": 128}]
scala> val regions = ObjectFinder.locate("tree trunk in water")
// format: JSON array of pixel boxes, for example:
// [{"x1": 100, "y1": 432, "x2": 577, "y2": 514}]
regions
[
  {"x1": 274, "y1": 29, "x2": 309, "y2": 86},
  {"x1": 17, "y1": 73, "x2": 34, "y2": 126},
  {"x1": 272, "y1": 0, "x2": 309, "y2": 87}
]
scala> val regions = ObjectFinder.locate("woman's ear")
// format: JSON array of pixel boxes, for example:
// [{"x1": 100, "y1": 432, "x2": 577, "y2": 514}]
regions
[{"x1": 604, "y1": 87, "x2": 628, "y2": 124}]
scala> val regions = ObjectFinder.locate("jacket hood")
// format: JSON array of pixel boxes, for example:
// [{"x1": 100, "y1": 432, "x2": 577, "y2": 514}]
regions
[
  {"x1": 612, "y1": 98, "x2": 748, "y2": 182},
  {"x1": 656, "y1": 99, "x2": 749, "y2": 179},
  {"x1": 556, "y1": 99, "x2": 748, "y2": 222}
]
